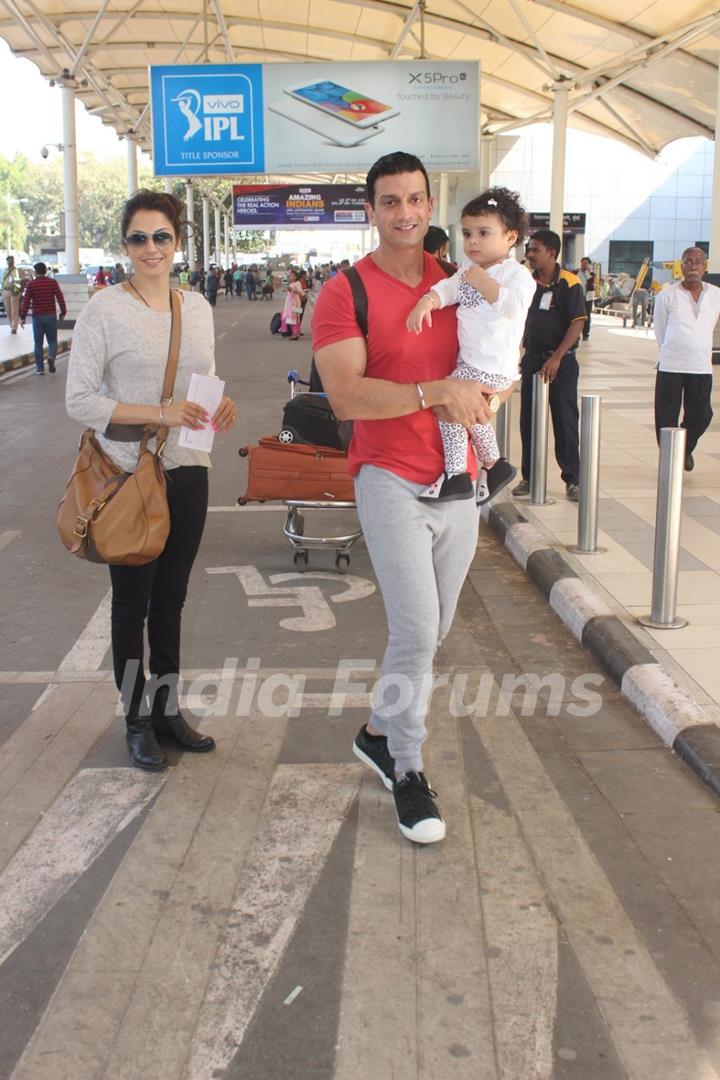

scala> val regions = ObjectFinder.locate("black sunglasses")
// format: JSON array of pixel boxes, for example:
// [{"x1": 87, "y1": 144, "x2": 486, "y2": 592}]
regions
[{"x1": 124, "y1": 230, "x2": 175, "y2": 249}]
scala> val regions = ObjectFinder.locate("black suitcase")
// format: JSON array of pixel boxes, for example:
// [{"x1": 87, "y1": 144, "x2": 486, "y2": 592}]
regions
[
  {"x1": 279, "y1": 393, "x2": 345, "y2": 450},
  {"x1": 270, "y1": 312, "x2": 282, "y2": 335}
]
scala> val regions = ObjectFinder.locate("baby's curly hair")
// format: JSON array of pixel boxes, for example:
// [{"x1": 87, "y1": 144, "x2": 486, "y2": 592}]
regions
[{"x1": 461, "y1": 187, "x2": 528, "y2": 243}]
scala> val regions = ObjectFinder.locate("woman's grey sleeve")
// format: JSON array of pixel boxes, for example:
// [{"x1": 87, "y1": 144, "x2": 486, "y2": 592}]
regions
[{"x1": 65, "y1": 305, "x2": 119, "y2": 433}]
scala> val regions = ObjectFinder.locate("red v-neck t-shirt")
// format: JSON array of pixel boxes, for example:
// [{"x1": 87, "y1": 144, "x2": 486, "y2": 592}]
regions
[{"x1": 312, "y1": 253, "x2": 475, "y2": 484}]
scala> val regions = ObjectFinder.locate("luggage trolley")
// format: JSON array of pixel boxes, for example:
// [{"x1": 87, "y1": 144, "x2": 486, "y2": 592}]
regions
[
  {"x1": 282, "y1": 370, "x2": 361, "y2": 573},
  {"x1": 237, "y1": 370, "x2": 362, "y2": 573}
]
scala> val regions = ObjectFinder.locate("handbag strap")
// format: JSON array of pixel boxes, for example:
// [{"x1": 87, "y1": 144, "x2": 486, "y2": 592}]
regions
[{"x1": 152, "y1": 288, "x2": 182, "y2": 456}]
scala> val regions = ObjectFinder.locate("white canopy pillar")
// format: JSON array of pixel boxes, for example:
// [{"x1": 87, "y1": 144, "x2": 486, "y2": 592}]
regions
[
  {"x1": 709, "y1": 54, "x2": 720, "y2": 272},
  {"x1": 61, "y1": 84, "x2": 79, "y2": 274},
  {"x1": 202, "y1": 195, "x2": 211, "y2": 269},
  {"x1": 224, "y1": 214, "x2": 230, "y2": 266},
  {"x1": 185, "y1": 183, "x2": 196, "y2": 270},
  {"x1": 214, "y1": 204, "x2": 221, "y2": 265},
  {"x1": 437, "y1": 172, "x2": 449, "y2": 231},
  {"x1": 479, "y1": 137, "x2": 493, "y2": 191},
  {"x1": 163, "y1": 177, "x2": 173, "y2": 194},
  {"x1": 550, "y1": 82, "x2": 569, "y2": 242},
  {"x1": 126, "y1": 138, "x2": 138, "y2": 196}
]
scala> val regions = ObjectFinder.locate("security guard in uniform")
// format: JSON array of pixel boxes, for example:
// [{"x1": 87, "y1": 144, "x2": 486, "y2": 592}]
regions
[{"x1": 513, "y1": 229, "x2": 587, "y2": 502}]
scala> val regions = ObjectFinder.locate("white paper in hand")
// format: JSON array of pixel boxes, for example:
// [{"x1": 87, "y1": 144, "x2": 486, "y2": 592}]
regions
[{"x1": 178, "y1": 374, "x2": 226, "y2": 452}]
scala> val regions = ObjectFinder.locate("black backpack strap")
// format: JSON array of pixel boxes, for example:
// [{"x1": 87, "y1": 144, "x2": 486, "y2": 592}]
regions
[
  {"x1": 309, "y1": 265, "x2": 369, "y2": 393},
  {"x1": 342, "y1": 265, "x2": 368, "y2": 338}
]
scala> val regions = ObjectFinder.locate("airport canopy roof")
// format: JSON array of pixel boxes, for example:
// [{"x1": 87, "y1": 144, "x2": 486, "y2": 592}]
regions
[{"x1": 0, "y1": 0, "x2": 718, "y2": 163}]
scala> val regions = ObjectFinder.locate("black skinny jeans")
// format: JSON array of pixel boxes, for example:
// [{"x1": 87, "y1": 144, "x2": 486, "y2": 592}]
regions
[{"x1": 110, "y1": 465, "x2": 208, "y2": 718}]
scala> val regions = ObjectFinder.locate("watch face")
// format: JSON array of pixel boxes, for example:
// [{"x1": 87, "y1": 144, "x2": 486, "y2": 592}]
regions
[{"x1": 489, "y1": 394, "x2": 500, "y2": 413}]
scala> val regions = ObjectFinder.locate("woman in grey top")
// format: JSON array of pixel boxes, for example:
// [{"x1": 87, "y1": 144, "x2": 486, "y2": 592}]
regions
[{"x1": 67, "y1": 189, "x2": 237, "y2": 771}]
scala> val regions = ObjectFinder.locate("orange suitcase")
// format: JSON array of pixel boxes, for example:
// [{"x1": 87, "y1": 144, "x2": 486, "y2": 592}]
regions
[{"x1": 238, "y1": 436, "x2": 356, "y2": 504}]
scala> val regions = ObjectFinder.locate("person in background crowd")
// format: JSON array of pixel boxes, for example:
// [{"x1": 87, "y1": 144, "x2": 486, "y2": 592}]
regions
[
  {"x1": 178, "y1": 264, "x2": 190, "y2": 291},
  {"x1": 223, "y1": 267, "x2": 234, "y2": 298},
  {"x1": 233, "y1": 265, "x2": 244, "y2": 297},
  {"x1": 111, "y1": 263, "x2": 126, "y2": 285},
  {"x1": 653, "y1": 246, "x2": 720, "y2": 472},
  {"x1": 297, "y1": 269, "x2": 309, "y2": 331},
  {"x1": 576, "y1": 257, "x2": 596, "y2": 341},
  {"x1": 262, "y1": 269, "x2": 274, "y2": 299},
  {"x1": 190, "y1": 264, "x2": 204, "y2": 294},
  {"x1": 245, "y1": 266, "x2": 258, "y2": 300},
  {"x1": 20, "y1": 261, "x2": 66, "y2": 374},
  {"x1": 513, "y1": 229, "x2": 586, "y2": 502},
  {"x1": 94, "y1": 266, "x2": 110, "y2": 288},
  {"x1": 2, "y1": 254, "x2": 22, "y2": 334},
  {"x1": 279, "y1": 268, "x2": 303, "y2": 340},
  {"x1": 205, "y1": 266, "x2": 219, "y2": 308},
  {"x1": 424, "y1": 225, "x2": 456, "y2": 276}
]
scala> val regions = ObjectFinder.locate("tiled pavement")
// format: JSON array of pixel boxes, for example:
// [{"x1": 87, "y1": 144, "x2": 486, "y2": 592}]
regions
[
  {"x1": 1, "y1": 299, "x2": 720, "y2": 1079},
  {"x1": 500, "y1": 314, "x2": 720, "y2": 723}
]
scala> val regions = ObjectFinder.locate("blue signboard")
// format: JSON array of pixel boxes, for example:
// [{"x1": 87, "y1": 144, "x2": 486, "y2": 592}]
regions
[
  {"x1": 151, "y1": 65, "x2": 265, "y2": 175},
  {"x1": 233, "y1": 184, "x2": 367, "y2": 228}
]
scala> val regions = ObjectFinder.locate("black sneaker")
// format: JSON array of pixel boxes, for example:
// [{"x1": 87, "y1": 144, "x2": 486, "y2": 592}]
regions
[
  {"x1": 419, "y1": 472, "x2": 474, "y2": 502},
  {"x1": 512, "y1": 478, "x2": 529, "y2": 497},
  {"x1": 477, "y1": 458, "x2": 517, "y2": 505},
  {"x1": 685, "y1": 453, "x2": 694, "y2": 472},
  {"x1": 353, "y1": 725, "x2": 394, "y2": 790},
  {"x1": 566, "y1": 482, "x2": 579, "y2": 502},
  {"x1": 393, "y1": 771, "x2": 446, "y2": 844}
]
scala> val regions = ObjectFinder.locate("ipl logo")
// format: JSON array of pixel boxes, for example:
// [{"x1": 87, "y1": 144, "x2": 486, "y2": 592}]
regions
[
  {"x1": 172, "y1": 86, "x2": 247, "y2": 142},
  {"x1": 172, "y1": 89, "x2": 203, "y2": 141}
]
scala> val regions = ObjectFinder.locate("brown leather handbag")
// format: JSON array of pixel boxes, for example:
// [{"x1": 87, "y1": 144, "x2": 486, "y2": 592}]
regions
[{"x1": 57, "y1": 289, "x2": 182, "y2": 566}]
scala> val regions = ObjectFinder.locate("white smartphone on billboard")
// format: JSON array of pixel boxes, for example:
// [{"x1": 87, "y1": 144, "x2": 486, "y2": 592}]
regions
[
  {"x1": 268, "y1": 98, "x2": 382, "y2": 147},
  {"x1": 283, "y1": 80, "x2": 400, "y2": 128}
]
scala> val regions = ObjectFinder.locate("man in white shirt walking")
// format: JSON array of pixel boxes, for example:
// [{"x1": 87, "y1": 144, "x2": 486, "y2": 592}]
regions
[{"x1": 653, "y1": 247, "x2": 719, "y2": 471}]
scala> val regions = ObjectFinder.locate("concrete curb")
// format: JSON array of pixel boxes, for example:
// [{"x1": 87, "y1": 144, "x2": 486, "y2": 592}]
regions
[
  {"x1": 0, "y1": 337, "x2": 72, "y2": 375},
  {"x1": 481, "y1": 499, "x2": 720, "y2": 798}
]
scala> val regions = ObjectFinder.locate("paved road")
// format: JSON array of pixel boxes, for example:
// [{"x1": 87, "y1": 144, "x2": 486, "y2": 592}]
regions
[{"x1": 1, "y1": 296, "x2": 720, "y2": 1080}]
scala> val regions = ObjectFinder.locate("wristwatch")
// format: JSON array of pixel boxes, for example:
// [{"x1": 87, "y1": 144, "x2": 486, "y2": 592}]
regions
[{"x1": 487, "y1": 394, "x2": 501, "y2": 413}]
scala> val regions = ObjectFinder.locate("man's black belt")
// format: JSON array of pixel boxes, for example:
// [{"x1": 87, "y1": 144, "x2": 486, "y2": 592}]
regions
[{"x1": 525, "y1": 348, "x2": 576, "y2": 360}]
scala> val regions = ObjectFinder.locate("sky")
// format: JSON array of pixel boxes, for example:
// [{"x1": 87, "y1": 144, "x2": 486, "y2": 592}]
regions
[{"x1": 0, "y1": 38, "x2": 151, "y2": 164}]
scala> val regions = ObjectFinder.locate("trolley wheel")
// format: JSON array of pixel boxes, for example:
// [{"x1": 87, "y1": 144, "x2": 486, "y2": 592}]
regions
[
  {"x1": 335, "y1": 553, "x2": 350, "y2": 573},
  {"x1": 238, "y1": 446, "x2": 249, "y2": 458},
  {"x1": 293, "y1": 550, "x2": 309, "y2": 571},
  {"x1": 237, "y1": 495, "x2": 248, "y2": 506},
  {"x1": 278, "y1": 428, "x2": 295, "y2": 444}
]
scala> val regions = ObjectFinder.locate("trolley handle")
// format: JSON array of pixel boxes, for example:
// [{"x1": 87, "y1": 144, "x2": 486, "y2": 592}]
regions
[{"x1": 287, "y1": 369, "x2": 311, "y2": 399}]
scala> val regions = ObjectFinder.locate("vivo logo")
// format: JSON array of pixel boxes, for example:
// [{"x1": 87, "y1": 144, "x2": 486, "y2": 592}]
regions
[{"x1": 203, "y1": 95, "x2": 245, "y2": 114}]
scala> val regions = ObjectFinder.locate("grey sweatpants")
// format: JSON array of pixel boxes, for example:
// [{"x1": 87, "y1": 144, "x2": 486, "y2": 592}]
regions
[{"x1": 354, "y1": 464, "x2": 480, "y2": 773}]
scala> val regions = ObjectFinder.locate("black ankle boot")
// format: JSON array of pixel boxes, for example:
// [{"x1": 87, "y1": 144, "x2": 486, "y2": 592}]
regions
[
  {"x1": 151, "y1": 686, "x2": 215, "y2": 753},
  {"x1": 125, "y1": 717, "x2": 168, "y2": 771}
]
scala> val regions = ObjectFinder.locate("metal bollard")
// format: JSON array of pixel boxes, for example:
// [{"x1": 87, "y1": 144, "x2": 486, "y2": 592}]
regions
[
  {"x1": 569, "y1": 395, "x2": 606, "y2": 555},
  {"x1": 529, "y1": 373, "x2": 554, "y2": 505},
  {"x1": 495, "y1": 396, "x2": 511, "y2": 461},
  {"x1": 638, "y1": 428, "x2": 688, "y2": 629}
]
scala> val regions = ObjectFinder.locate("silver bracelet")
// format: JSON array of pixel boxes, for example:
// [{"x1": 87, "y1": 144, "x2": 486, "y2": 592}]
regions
[
  {"x1": 416, "y1": 383, "x2": 427, "y2": 411},
  {"x1": 159, "y1": 405, "x2": 165, "y2": 425}
]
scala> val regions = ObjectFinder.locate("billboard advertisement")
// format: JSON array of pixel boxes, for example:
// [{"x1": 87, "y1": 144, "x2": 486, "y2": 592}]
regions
[
  {"x1": 232, "y1": 184, "x2": 368, "y2": 228},
  {"x1": 150, "y1": 61, "x2": 479, "y2": 176}
]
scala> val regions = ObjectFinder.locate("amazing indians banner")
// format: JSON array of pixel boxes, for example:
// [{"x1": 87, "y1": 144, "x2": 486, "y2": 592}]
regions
[
  {"x1": 150, "y1": 61, "x2": 480, "y2": 176},
  {"x1": 232, "y1": 183, "x2": 367, "y2": 229}
]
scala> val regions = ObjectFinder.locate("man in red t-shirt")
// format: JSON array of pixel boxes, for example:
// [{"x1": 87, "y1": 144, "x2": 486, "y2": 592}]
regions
[{"x1": 313, "y1": 151, "x2": 510, "y2": 845}]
